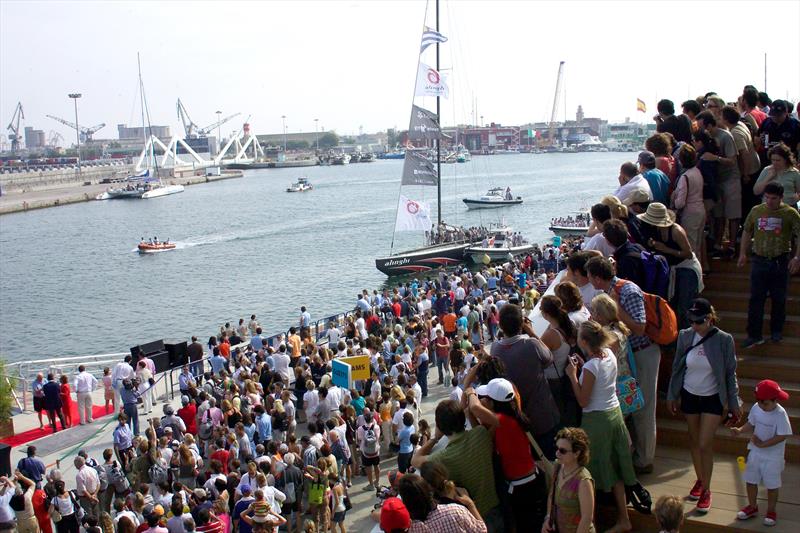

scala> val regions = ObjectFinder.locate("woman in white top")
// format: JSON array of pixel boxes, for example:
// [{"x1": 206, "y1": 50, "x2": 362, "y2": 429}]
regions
[
  {"x1": 566, "y1": 321, "x2": 638, "y2": 533},
  {"x1": 49, "y1": 480, "x2": 80, "y2": 533},
  {"x1": 540, "y1": 295, "x2": 580, "y2": 428}
]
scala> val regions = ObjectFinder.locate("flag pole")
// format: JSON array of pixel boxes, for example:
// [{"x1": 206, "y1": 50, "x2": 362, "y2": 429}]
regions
[{"x1": 435, "y1": 0, "x2": 442, "y2": 228}]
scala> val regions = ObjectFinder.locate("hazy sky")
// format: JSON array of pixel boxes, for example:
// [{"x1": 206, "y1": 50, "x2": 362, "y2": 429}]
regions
[{"x1": 2, "y1": 0, "x2": 799, "y2": 145}]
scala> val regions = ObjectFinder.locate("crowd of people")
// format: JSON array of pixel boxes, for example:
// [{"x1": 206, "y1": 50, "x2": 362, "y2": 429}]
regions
[
  {"x1": 550, "y1": 214, "x2": 592, "y2": 228},
  {"x1": 2, "y1": 86, "x2": 798, "y2": 533}
]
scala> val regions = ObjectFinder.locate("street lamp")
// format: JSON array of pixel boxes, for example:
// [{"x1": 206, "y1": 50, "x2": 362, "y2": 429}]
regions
[
  {"x1": 314, "y1": 118, "x2": 319, "y2": 152},
  {"x1": 281, "y1": 115, "x2": 287, "y2": 152},
  {"x1": 216, "y1": 110, "x2": 222, "y2": 154},
  {"x1": 68, "y1": 93, "x2": 81, "y2": 178}
]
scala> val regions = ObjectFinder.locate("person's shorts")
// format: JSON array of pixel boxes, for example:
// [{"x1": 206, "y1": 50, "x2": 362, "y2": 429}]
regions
[
  {"x1": 744, "y1": 451, "x2": 784, "y2": 489},
  {"x1": 282, "y1": 500, "x2": 301, "y2": 514},
  {"x1": 361, "y1": 453, "x2": 380, "y2": 467},
  {"x1": 33, "y1": 396, "x2": 44, "y2": 412},
  {"x1": 680, "y1": 388, "x2": 724, "y2": 416},
  {"x1": 711, "y1": 178, "x2": 742, "y2": 219},
  {"x1": 332, "y1": 511, "x2": 346, "y2": 523}
]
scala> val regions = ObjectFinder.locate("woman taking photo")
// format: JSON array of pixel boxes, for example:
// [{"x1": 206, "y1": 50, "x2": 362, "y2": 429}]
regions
[
  {"x1": 542, "y1": 427, "x2": 594, "y2": 533},
  {"x1": 667, "y1": 298, "x2": 739, "y2": 514},
  {"x1": 539, "y1": 295, "x2": 580, "y2": 427},
  {"x1": 465, "y1": 377, "x2": 548, "y2": 533},
  {"x1": 566, "y1": 321, "x2": 638, "y2": 533}
]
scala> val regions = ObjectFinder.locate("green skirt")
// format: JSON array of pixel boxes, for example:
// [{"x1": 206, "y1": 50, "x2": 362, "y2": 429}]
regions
[{"x1": 581, "y1": 407, "x2": 638, "y2": 491}]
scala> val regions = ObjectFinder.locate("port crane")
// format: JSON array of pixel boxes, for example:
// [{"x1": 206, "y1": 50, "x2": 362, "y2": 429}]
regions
[
  {"x1": 177, "y1": 98, "x2": 240, "y2": 138},
  {"x1": 45, "y1": 115, "x2": 106, "y2": 142},
  {"x1": 6, "y1": 102, "x2": 24, "y2": 152},
  {"x1": 546, "y1": 61, "x2": 565, "y2": 148},
  {"x1": 47, "y1": 130, "x2": 64, "y2": 149}
]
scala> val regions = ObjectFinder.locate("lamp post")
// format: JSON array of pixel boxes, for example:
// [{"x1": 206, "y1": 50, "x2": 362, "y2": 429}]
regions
[
  {"x1": 314, "y1": 118, "x2": 319, "y2": 153},
  {"x1": 68, "y1": 93, "x2": 82, "y2": 178},
  {"x1": 216, "y1": 110, "x2": 222, "y2": 154},
  {"x1": 281, "y1": 115, "x2": 287, "y2": 152}
]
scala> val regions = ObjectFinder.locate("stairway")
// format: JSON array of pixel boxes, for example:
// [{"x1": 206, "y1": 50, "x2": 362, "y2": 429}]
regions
[{"x1": 620, "y1": 258, "x2": 800, "y2": 532}]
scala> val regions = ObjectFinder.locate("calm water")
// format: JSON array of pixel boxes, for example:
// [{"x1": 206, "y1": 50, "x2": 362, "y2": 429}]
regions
[{"x1": 0, "y1": 152, "x2": 624, "y2": 362}]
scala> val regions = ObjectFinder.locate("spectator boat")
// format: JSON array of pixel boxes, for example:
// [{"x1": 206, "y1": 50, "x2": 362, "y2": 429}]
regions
[
  {"x1": 137, "y1": 240, "x2": 176, "y2": 253},
  {"x1": 286, "y1": 177, "x2": 313, "y2": 192},
  {"x1": 462, "y1": 187, "x2": 523, "y2": 209}
]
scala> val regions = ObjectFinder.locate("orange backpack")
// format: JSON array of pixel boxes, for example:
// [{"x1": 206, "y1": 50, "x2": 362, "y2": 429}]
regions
[{"x1": 614, "y1": 280, "x2": 678, "y2": 345}]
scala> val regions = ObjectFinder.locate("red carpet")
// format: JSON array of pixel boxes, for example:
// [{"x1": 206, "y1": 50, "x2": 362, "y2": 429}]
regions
[{"x1": 1, "y1": 403, "x2": 115, "y2": 448}]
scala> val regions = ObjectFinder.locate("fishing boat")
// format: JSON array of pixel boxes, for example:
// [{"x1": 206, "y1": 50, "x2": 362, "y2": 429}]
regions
[
  {"x1": 377, "y1": 151, "x2": 406, "y2": 160},
  {"x1": 466, "y1": 230, "x2": 535, "y2": 263},
  {"x1": 331, "y1": 153, "x2": 351, "y2": 165},
  {"x1": 548, "y1": 210, "x2": 591, "y2": 237},
  {"x1": 376, "y1": 1, "x2": 479, "y2": 276},
  {"x1": 462, "y1": 187, "x2": 522, "y2": 209},
  {"x1": 137, "y1": 239, "x2": 176, "y2": 253},
  {"x1": 287, "y1": 177, "x2": 313, "y2": 192}
]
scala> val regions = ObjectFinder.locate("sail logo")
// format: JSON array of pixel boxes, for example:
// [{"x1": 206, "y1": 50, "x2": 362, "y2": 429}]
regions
[
  {"x1": 386, "y1": 257, "x2": 411, "y2": 266},
  {"x1": 426, "y1": 68, "x2": 440, "y2": 84},
  {"x1": 416, "y1": 63, "x2": 449, "y2": 99},
  {"x1": 405, "y1": 200, "x2": 420, "y2": 214}
]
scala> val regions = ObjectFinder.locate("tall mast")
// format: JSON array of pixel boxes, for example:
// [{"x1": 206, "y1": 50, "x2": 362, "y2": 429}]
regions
[
  {"x1": 137, "y1": 53, "x2": 148, "y2": 167},
  {"x1": 435, "y1": 0, "x2": 442, "y2": 227}
]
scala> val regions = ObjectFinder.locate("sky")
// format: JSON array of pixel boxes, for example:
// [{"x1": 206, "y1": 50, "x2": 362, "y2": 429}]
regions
[{"x1": 2, "y1": 0, "x2": 799, "y2": 146}]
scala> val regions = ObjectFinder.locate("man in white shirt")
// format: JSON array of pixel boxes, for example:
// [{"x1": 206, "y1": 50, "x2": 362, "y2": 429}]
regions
[
  {"x1": 582, "y1": 203, "x2": 616, "y2": 258},
  {"x1": 75, "y1": 455, "x2": 100, "y2": 519},
  {"x1": 325, "y1": 322, "x2": 341, "y2": 347},
  {"x1": 272, "y1": 346, "x2": 292, "y2": 385},
  {"x1": 74, "y1": 365, "x2": 98, "y2": 425},
  {"x1": 614, "y1": 161, "x2": 653, "y2": 205},
  {"x1": 111, "y1": 356, "x2": 135, "y2": 411}
]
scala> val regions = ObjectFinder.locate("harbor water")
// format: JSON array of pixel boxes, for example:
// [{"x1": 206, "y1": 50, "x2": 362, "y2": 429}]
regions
[{"x1": 0, "y1": 152, "x2": 623, "y2": 362}]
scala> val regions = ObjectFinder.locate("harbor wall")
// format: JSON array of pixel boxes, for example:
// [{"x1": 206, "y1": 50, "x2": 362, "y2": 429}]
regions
[{"x1": 0, "y1": 163, "x2": 133, "y2": 194}]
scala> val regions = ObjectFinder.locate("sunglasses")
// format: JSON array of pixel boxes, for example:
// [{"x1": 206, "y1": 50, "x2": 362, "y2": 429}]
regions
[
  {"x1": 555, "y1": 447, "x2": 573, "y2": 455},
  {"x1": 691, "y1": 318, "x2": 706, "y2": 325}
]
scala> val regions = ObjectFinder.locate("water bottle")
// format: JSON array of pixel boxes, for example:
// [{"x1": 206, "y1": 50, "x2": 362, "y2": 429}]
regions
[{"x1": 737, "y1": 456, "x2": 746, "y2": 472}]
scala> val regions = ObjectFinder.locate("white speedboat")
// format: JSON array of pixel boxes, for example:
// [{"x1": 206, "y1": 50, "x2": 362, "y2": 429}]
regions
[
  {"x1": 466, "y1": 230, "x2": 534, "y2": 263},
  {"x1": 462, "y1": 187, "x2": 523, "y2": 209},
  {"x1": 287, "y1": 177, "x2": 313, "y2": 192}
]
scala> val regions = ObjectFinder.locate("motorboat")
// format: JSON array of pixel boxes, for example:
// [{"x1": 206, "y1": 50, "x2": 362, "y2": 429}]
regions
[
  {"x1": 96, "y1": 179, "x2": 184, "y2": 200},
  {"x1": 137, "y1": 240, "x2": 176, "y2": 253},
  {"x1": 141, "y1": 184, "x2": 185, "y2": 198},
  {"x1": 466, "y1": 230, "x2": 535, "y2": 263},
  {"x1": 462, "y1": 187, "x2": 523, "y2": 209},
  {"x1": 287, "y1": 177, "x2": 313, "y2": 192},
  {"x1": 548, "y1": 210, "x2": 591, "y2": 236},
  {"x1": 331, "y1": 153, "x2": 351, "y2": 165}
]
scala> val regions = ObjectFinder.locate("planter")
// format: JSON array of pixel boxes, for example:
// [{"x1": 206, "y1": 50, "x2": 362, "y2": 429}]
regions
[{"x1": 0, "y1": 418, "x2": 14, "y2": 439}]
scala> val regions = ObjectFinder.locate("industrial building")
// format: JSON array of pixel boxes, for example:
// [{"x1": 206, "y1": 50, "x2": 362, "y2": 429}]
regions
[
  {"x1": 117, "y1": 124, "x2": 171, "y2": 140},
  {"x1": 24, "y1": 126, "x2": 46, "y2": 149}
]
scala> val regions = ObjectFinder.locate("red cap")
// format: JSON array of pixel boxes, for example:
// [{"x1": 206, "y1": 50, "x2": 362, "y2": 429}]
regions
[
  {"x1": 755, "y1": 380, "x2": 789, "y2": 402},
  {"x1": 380, "y1": 497, "x2": 411, "y2": 531}
]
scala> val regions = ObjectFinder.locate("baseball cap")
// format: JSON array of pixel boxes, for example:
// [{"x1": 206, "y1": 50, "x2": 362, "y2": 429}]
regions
[
  {"x1": 755, "y1": 380, "x2": 789, "y2": 402},
  {"x1": 623, "y1": 188, "x2": 652, "y2": 207},
  {"x1": 476, "y1": 378, "x2": 516, "y2": 402},
  {"x1": 151, "y1": 504, "x2": 165, "y2": 517},
  {"x1": 686, "y1": 298, "x2": 713, "y2": 321},
  {"x1": 637, "y1": 150, "x2": 656, "y2": 167},
  {"x1": 239, "y1": 484, "x2": 252, "y2": 494},
  {"x1": 380, "y1": 497, "x2": 411, "y2": 531},
  {"x1": 769, "y1": 99, "x2": 788, "y2": 116},
  {"x1": 193, "y1": 488, "x2": 207, "y2": 499}
]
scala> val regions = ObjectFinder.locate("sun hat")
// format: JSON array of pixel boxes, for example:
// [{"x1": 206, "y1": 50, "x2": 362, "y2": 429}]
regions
[
  {"x1": 623, "y1": 188, "x2": 652, "y2": 207},
  {"x1": 476, "y1": 378, "x2": 516, "y2": 402},
  {"x1": 637, "y1": 202, "x2": 674, "y2": 227},
  {"x1": 755, "y1": 380, "x2": 789, "y2": 402}
]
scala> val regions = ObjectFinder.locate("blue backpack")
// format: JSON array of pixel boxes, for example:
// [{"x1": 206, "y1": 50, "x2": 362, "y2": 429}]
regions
[{"x1": 638, "y1": 250, "x2": 670, "y2": 298}]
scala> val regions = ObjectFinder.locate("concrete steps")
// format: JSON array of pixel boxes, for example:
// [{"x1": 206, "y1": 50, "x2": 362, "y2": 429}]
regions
[
  {"x1": 717, "y1": 311, "x2": 800, "y2": 337},
  {"x1": 656, "y1": 400, "x2": 800, "y2": 433},
  {"x1": 704, "y1": 290, "x2": 800, "y2": 313},
  {"x1": 739, "y1": 378, "x2": 800, "y2": 408}
]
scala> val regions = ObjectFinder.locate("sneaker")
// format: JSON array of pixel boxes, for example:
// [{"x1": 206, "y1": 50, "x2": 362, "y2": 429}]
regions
[
  {"x1": 741, "y1": 337, "x2": 765, "y2": 349},
  {"x1": 696, "y1": 490, "x2": 712, "y2": 513},
  {"x1": 763, "y1": 511, "x2": 777, "y2": 526},
  {"x1": 363, "y1": 484, "x2": 375, "y2": 491},
  {"x1": 688, "y1": 479, "x2": 703, "y2": 501},
  {"x1": 737, "y1": 505, "x2": 758, "y2": 520}
]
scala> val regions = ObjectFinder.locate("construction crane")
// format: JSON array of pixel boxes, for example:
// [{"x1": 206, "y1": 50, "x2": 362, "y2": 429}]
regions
[
  {"x1": 6, "y1": 102, "x2": 24, "y2": 152},
  {"x1": 197, "y1": 112, "x2": 240, "y2": 137},
  {"x1": 45, "y1": 115, "x2": 106, "y2": 142},
  {"x1": 47, "y1": 130, "x2": 64, "y2": 149},
  {"x1": 176, "y1": 98, "x2": 201, "y2": 138},
  {"x1": 547, "y1": 61, "x2": 565, "y2": 148}
]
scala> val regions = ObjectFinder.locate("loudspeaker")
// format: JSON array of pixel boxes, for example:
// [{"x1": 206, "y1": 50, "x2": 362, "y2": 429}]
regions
[
  {"x1": 164, "y1": 340, "x2": 188, "y2": 369},
  {"x1": 130, "y1": 340, "x2": 166, "y2": 368},
  {"x1": 150, "y1": 352, "x2": 171, "y2": 374},
  {"x1": 0, "y1": 443, "x2": 10, "y2": 477}
]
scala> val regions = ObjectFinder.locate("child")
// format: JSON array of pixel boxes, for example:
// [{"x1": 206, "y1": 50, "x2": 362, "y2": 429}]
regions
[
  {"x1": 654, "y1": 495, "x2": 683, "y2": 533},
  {"x1": 732, "y1": 379, "x2": 792, "y2": 526},
  {"x1": 102, "y1": 367, "x2": 115, "y2": 413}
]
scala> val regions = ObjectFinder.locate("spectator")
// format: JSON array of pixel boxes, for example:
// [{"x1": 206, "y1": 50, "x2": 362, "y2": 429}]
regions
[
  {"x1": 398, "y1": 474, "x2": 486, "y2": 533},
  {"x1": 671, "y1": 144, "x2": 706, "y2": 257},
  {"x1": 542, "y1": 428, "x2": 594, "y2": 533},
  {"x1": 539, "y1": 295, "x2": 580, "y2": 428},
  {"x1": 654, "y1": 495, "x2": 684, "y2": 533},
  {"x1": 753, "y1": 143, "x2": 800, "y2": 207}
]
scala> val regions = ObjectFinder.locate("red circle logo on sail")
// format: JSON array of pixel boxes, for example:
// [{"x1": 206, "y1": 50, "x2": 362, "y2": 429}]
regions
[
  {"x1": 406, "y1": 201, "x2": 420, "y2": 214},
  {"x1": 426, "y1": 69, "x2": 439, "y2": 84}
]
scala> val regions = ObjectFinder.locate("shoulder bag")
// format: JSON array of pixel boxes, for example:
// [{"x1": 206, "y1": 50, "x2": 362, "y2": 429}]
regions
[
  {"x1": 526, "y1": 431, "x2": 554, "y2": 492},
  {"x1": 616, "y1": 341, "x2": 645, "y2": 416}
]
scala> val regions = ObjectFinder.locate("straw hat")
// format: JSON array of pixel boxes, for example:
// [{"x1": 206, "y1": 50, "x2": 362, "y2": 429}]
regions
[{"x1": 637, "y1": 202, "x2": 674, "y2": 227}]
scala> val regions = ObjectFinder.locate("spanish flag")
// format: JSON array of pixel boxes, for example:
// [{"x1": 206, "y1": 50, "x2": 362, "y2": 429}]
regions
[{"x1": 637, "y1": 98, "x2": 647, "y2": 113}]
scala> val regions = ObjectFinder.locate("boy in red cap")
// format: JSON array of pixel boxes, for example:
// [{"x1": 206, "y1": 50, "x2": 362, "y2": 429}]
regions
[
  {"x1": 379, "y1": 496, "x2": 411, "y2": 532},
  {"x1": 731, "y1": 379, "x2": 792, "y2": 526}
]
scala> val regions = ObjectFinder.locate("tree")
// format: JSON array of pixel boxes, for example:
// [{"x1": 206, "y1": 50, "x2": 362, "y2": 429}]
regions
[
  {"x1": 318, "y1": 132, "x2": 339, "y2": 148},
  {"x1": 286, "y1": 140, "x2": 309, "y2": 150}
]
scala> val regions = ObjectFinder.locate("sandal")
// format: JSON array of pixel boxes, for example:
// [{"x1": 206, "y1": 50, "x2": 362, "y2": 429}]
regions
[{"x1": 625, "y1": 482, "x2": 652, "y2": 514}]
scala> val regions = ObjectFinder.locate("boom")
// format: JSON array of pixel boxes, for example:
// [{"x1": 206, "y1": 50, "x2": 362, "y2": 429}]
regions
[
  {"x1": 45, "y1": 114, "x2": 105, "y2": 142},
  {"x1": 6, "y1": 102, "x2": 24, "y2": 152},
  {"x1": 547, "y1": 61, "x2": 565, "y2": 147}
]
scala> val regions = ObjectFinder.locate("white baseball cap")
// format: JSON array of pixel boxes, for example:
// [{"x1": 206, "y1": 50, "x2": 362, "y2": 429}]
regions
[{"x1": 475, "y1": 378, "x2": 516, "y2": 403}]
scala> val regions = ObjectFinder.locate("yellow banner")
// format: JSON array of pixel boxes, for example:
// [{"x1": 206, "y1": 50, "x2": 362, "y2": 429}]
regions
[{"x1": 338, "y1": 355, "x2": 371, "y2": 381}]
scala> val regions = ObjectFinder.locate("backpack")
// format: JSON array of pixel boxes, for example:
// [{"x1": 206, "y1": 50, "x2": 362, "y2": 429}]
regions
[
  {"x1": 362, "y1": 424, "x2": 379, "y2": 456},
  {"x1": 628, "y1": 249, "x2": 670, "y2": 298},
  {"x1": 108, "y1": 463, "x2": 130, "y2": 493},
  {"x1": 148, "y1": 459, "x2": 169, "y2": 486},
  {"x1": 198, "y1": 410, "x2": 214, "y2": 441},
  {"x1": 614, "y1": 280, "x2": 678, "y2": 346}
]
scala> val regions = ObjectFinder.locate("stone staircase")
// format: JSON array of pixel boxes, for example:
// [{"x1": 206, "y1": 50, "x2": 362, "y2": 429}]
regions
[{"x1": 616, "y1": 258, "x2": 800, "y2": 532}]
